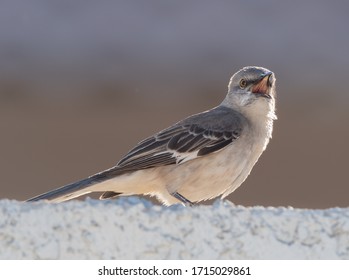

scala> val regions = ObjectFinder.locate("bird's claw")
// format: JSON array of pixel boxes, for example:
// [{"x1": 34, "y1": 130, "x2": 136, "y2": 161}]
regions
[{"x1": 171, "y1": 192, "x2": 194, "y2": 207}]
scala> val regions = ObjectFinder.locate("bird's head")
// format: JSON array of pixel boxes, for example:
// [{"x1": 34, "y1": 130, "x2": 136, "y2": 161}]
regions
[
  {"x1": 225, "y1": 66, "x2": 276, "y2": 107},
  {"x1": 222, "y1": 66, "x2": 277, "y2": 123}
]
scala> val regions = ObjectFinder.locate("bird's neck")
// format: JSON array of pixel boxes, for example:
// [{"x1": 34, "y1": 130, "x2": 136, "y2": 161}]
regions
[{"x1": 235, "y1": 98, "x2": 276, "y2": 140}]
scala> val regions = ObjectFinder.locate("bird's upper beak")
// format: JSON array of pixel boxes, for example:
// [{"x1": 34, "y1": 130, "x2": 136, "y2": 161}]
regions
[{"x1": 251, "y1": 72, "x2": 273, "y2": 98}]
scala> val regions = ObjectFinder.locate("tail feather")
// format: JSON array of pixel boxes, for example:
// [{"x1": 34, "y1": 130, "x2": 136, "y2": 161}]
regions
[
  {"x1": 27, "y1": 166, "x2": 151, "y2": 202},
  {"x1": 27, "y1": 172, "x2": 111, "y2": 202}
]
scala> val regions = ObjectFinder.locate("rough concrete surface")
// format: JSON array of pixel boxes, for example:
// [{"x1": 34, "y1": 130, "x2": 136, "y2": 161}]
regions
[{"x1": 0, "y1": 198, "x2": 348, "y2": 259}]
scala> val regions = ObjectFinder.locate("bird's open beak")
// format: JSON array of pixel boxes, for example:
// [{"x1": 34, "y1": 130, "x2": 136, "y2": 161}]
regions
[{"x1": 251, "y1": 72, "x2": 273, "y2": 98}]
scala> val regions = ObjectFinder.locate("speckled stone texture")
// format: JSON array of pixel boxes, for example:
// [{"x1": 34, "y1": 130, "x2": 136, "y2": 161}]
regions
[{"x1": 0, "y1": 198, "x2": 348, "y2": 259}]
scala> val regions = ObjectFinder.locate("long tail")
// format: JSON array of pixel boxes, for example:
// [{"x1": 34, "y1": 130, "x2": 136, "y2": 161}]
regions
[{"x1": 26, "y1": 168, "x2": 126, "y2": 203}]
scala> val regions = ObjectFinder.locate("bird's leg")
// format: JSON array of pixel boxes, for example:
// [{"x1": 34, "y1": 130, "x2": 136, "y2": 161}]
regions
[{"x1": 171, "y1": 192, "x2": 194, "y2": 207}]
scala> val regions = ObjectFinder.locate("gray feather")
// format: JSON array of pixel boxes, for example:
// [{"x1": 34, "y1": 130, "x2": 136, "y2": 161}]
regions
[
  {"x1": 27, "y1": 105, "x2": 246, "y2": 202},
  {"x1": 116, "y1": 105, "x2": 245, "y2": 169}
]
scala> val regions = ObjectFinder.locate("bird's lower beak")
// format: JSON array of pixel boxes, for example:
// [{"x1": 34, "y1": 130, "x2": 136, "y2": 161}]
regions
[{"x1": 251, "y1": 73, "x2": 273, "y2": 98}]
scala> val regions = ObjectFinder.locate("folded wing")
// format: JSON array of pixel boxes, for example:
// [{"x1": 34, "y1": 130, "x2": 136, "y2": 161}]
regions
[{"x1": 115, "y1": 105, "x2": 245, "y2": 171}]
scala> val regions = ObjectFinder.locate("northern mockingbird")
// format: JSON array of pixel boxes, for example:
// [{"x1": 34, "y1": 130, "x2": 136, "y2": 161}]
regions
[{"x1": 27, "y1": 66, "x2": 277, "y2": 206}]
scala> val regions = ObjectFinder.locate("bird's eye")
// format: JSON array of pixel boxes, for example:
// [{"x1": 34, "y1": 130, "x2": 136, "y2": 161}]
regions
[{"x1": 239, "y1": 79, "x2": 247, "y2": 89}]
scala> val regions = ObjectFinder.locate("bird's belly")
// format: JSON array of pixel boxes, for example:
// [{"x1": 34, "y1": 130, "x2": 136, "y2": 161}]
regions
[
  {"x1": 160, "y1": 135, "x2": 264, "y2": 203},
  {"x1": 90, "y1": 131, "x2": 269, "y2": 205}
]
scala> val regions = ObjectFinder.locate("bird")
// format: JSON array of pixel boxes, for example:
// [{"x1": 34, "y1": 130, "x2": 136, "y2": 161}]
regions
[{"x1": 27, "y1": 66, "x2": 277, "y2": 206}]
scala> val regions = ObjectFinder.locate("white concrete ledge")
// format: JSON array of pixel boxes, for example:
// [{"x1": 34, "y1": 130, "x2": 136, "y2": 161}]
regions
[{"x1": 0, "y1": 198, "x2": 348, "y2": 259}]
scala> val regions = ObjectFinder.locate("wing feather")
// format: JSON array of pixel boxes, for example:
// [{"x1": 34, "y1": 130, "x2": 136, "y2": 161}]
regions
[{"x1": 114, "y1": 106, "x2": 246, "y2": 172}]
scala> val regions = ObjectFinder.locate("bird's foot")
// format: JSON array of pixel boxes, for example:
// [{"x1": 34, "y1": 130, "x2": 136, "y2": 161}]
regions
[{"x1": 171, "y1": 192, "x2": 194, "y2": 207}]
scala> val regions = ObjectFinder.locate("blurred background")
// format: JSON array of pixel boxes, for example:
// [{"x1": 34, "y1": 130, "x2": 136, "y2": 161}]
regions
[{"x1": 0, "y1": 0, "x2": 348, "y2": 209}]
